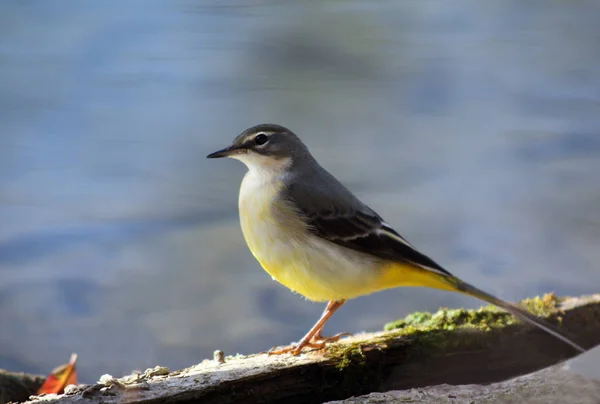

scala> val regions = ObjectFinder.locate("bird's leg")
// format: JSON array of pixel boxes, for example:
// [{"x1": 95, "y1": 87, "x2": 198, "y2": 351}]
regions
[
  {"x1": 296, "y1": 301, "x2": 352, "y2": 348},
  {"x1": 268, "y1": 300, "x2": 347, "y2": 355}
]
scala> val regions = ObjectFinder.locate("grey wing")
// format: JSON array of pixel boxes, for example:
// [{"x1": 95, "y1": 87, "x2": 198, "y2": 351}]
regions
[{"x1": 283, "y1": 178, "x2": 452, "y2": 277}]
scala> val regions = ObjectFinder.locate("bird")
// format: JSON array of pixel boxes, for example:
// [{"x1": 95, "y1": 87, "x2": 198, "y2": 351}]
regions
[{"x1": 207, "y1": 123, "x2": 584, "y2": 355}]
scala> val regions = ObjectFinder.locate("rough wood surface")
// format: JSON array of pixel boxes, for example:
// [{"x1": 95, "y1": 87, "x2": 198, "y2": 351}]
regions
[
  {"x1": 325, "y1": 364, "x2": 600, "y2": 404},
  {"x1": 19, "y1": 294, "x2": 600, "y2": 404}
]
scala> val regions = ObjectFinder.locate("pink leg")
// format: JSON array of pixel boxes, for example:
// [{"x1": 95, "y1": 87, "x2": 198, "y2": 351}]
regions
[{"x1": 268, "y1": 300, "x2": 351, "y2": 356}]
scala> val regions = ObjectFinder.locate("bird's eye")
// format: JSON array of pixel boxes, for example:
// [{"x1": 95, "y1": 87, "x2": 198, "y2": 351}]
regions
[{"x1": 254, "y1": 133, "x2": 268, "y2": 146}]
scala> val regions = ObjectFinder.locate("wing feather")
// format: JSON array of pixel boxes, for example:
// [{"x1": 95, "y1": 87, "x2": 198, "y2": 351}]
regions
[{"x1": 284, "y1": 180, "x2": 452, "y2": 277}]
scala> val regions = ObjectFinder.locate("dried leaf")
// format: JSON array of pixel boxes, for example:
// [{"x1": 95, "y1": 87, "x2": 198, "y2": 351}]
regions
[{"x1": 37, "y1": 353, "x2": 78, "y2": 395}]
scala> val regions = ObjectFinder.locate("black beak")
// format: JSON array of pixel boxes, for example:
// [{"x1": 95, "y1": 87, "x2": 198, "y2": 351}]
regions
[{"x1": 207, "y1": 145, "x2": 237, "y2": 159}]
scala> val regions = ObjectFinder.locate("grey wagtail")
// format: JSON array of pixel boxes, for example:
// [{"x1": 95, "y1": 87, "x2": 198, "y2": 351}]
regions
[{"x1": 207, "y1": 124, "x2": 584, "y2": 355}]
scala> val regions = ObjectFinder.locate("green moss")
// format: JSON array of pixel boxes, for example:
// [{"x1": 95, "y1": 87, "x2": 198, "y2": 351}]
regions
[
  {"x1": 520, "y1": 293, "x2": 561, "y2": 317},
  {"x1": 328, "y1": 344, "x2": 367, "y2": 371},
  {"x1": 369, "y1": 293, "x2": 563, "y2": 358},
  {"x1": 384, "y1": 293, "x2": 561, "y2": 333},
  {"x1": 384, "y1": 307, "x2": 515, "y2": 333}
]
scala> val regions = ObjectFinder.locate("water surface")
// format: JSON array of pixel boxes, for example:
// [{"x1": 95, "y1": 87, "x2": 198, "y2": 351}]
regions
[{"x1": 1, "y1": 0, "x2": 599, "y2": 382}]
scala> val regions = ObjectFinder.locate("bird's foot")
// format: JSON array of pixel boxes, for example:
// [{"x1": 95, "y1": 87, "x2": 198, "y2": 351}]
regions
[
  {"x1": 267, "y1": 332, "x2": 353, "y2": 356},
  {"x1": 312, "y1": 331, "x2": 353, "y2": 344},
  {"x1": 266, "y1": 343, "x2": 308, "y2": 356}
]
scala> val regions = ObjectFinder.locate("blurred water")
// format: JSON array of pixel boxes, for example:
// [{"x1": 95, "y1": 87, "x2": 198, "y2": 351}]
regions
[{"x1": 1, "y1": 0, "x2": 600, "y2": 383}]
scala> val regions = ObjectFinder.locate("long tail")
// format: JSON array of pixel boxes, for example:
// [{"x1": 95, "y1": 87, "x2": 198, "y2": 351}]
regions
[{"x1": 446, "y1": 276, "x2": 585, "y2": 353}]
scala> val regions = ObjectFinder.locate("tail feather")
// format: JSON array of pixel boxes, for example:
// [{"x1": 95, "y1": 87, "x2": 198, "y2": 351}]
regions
[{"x1": 446, "y1": 276, "x2": 585, "y2": 353}]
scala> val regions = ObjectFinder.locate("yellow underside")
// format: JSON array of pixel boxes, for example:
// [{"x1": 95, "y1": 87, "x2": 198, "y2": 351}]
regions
[
  {"x1": 258, "y1": 257, "x2": 457, "y2": 302},
  {"x1": 375, "y1": 261, "x2": 457, "y2": 292}
]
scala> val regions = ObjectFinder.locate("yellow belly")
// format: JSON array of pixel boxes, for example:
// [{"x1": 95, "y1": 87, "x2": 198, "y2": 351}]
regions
[
  {"x1": 238, "y1": 172, "x2": 455, "y2": 302},
  {"x1": 243, "y1": 228, "x2": 386, "y2": 302}
]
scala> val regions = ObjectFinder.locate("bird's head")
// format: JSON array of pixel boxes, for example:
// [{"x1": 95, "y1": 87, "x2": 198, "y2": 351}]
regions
[{"x1": 207, "y1": 124, "x2": 310, "y2": 172}]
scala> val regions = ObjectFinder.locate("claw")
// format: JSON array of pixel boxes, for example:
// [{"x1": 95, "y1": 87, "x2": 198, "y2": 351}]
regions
[{"x1": 267, "y1": 344, "x2": 304, "y2": 356}]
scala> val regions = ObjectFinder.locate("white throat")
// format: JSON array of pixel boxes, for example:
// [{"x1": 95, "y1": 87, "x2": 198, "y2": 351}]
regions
[
  {"x1": 231, "y1": 152, "x2": 292, "y2": 179},
  {"x1": 233, "y1": 152, "x2": 293, "y2": 206}
]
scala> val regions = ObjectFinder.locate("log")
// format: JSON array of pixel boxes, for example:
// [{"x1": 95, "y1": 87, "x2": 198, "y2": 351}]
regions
[
  {"x1": 325, "y1": 363, "x2": 600, "y2": 404},
  {"x1": 18, "y1": 294, "x2": 600, "y2": 404}
]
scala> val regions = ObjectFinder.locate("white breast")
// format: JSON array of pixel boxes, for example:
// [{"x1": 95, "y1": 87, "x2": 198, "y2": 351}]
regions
[{"x1": 237, "y1": 167, "x2": 292, "y2": 260}]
